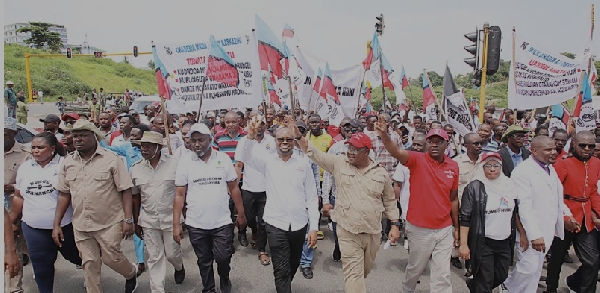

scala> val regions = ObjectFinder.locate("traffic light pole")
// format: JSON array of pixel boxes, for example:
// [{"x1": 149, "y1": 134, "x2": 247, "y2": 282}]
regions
[
  {"x1": 23, "y1": 51, "x2": 152, "y2": 102},
  {"x1": 478, "y1": 24, "x2": 490, "y2": 123}
]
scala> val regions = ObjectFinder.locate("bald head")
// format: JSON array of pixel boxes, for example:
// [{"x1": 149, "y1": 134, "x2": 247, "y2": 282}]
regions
[
  {"x1": 464, "y1": 133, "x2": 480, "y2": 144},
  {"x1": 531, "y1": 135, "x2": 558, "y2": 165},
  {"x1": 224, "y1": 111, "x2": 240, "y2": 134},
  {"x1": 574, "y1": 130, "x2": 594, "y2": 142}
]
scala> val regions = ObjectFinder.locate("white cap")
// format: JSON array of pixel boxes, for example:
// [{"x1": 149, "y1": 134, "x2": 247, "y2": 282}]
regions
[
  {"x1": 6, "y1": 81, "x2": 14, "y2": 85},
  {"x1": 188, "y1": 123, "x2": 212, "y2": 137}
]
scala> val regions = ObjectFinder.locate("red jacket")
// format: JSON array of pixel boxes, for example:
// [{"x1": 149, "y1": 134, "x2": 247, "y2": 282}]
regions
[{"x1": 553, "y1": 156, "x2": 600, "y2": 233}]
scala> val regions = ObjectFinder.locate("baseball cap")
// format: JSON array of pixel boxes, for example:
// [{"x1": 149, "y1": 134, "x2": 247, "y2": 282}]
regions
[
  {"x1": 348, "y1": 118, "x2": 364, "y2": 129},
  {"x1": 62, "y1": 113, "x2": 80, "y2": 121},
  {"x1": 187, "y1": 123, "x2": 212, "y2": 137},
  {"x1": 425, "y1": 128, "x2": 449, "y2": 141},
  {"x1": 206, "y1": 112, "x2": 216, "y2": 118},
  {"x1": 345, "y1": 133, "x2": 372, "y2": 149},
  {"x1": 295, "y1": 120, "x2": 308, "y2": 130},
  {"x1": 6, "y1": 81, "x2": 14, "y2": 85},
  {"x1": 4, "y1": 117, "x2": 17, "y2": 131},
  {"x1": 39, "y1": 114, "x2": 61, "y2": 123},
  {"x1": 481, "y1": 151, "x2": 502, "y2": 162}
]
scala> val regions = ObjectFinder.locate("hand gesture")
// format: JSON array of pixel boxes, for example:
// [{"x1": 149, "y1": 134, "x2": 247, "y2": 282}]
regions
[
  {"x1": 531, "y1": 237, "x2": 546, "y2": 253},
  {"x1": 374, "y1": 115, "x2": 388, "y2": 138},
  {"x1": 285, "y1": 115, "x2": 301, "y2": 138},
  {"x1": 458, "y1": 244, "x2": 470, "y2": 260},
  {"x1": 122, "y1": 221, "x2": 134, "y2": 239},
  {"x1": 307, "y1": 230, "x2": 318, "y2": 249},
  {"x1": 173, "y1": 223, "x2": 184, "y2": 245},
  {"x1": 247, "y1": 113, "x2": 263, "y2": 140},
  {"x1": 52, "y1": 225, "x2": 64, "y2": 247}
]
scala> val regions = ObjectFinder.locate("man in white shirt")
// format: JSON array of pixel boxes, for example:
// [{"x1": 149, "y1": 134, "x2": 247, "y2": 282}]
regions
[
  {"x1": 234, "y1": 116, "x2": 276, "y2": 266},
  {"x1": 130, "y1": 131, "x2": 185, "y2": 292},
  {"x1": 173, "y1": 123, "x2": 246, "y2": 293},
  {"x1": 239, "y1": 115, "x2": 319, "y2": 293}
]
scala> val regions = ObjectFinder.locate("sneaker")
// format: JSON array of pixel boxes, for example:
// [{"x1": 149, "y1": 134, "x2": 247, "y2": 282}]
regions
[
  {"x1": 174, "y1": 265, "x2": 185, "y2": 284},
  {"x1": 327, "y1": 222, "x2": 333, "y2": 231},
  {"x1": 301, "y1": 267, "x2": 313, "y2": 279},
  {"x1": 220, "y1": 276, "x2": 232, "y2": 293},
  {"x1": 125, "y1": 263, "x2": 138, "y2": 293},
  {"x1": 238, "y1": 233, "x2": 249, "y2": 247}
]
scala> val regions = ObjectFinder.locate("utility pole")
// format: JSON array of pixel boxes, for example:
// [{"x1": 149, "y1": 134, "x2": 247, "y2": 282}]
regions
[{"x1": 478, "y1": 23, "x2": 490, "y2": 123}]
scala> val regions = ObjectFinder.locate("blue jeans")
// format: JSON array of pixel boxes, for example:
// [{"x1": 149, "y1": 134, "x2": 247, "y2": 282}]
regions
[
  {"x1": 21, "y1": 222, "x2": 82, "y2": 293},
  {"x1": 7, "y1": 105, "x2": 16, "y2": 119},
  {"x1": 300, "y1": 225, "x2": 314, "y2": 268}
]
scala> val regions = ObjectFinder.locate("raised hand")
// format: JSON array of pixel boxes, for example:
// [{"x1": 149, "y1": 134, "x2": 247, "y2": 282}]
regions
[
  {"x1": 375, "y1": 114, "x2": 388, "y2": 138},
  {"x1": 247, "y1": 113, "x2": 263, "y2": 140}
]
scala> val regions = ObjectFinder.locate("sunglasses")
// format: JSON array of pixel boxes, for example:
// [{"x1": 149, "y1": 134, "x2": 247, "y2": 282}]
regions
[
  {"x1": 64, "y1": 120, "x2": 76, "y2": 125},
  {"x1": 578, "y1": 143, "x2": 596, "y2": 150},
  {"x1": 276, "y1": 138, "x2": 295, "y2": 143},
  {"x1": 483, "y1": 164, "x2": 502, "y2": 169}
]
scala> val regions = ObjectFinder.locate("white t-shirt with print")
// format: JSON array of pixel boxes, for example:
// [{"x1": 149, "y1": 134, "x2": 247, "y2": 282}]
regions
[
  {"x1": 175, "y1": 150, "x2": 237, "y2": 230},
  {"x1": 484, "y1": 190, "x2": 515, "y2": 240},
  {"x1": 18, "y1": 156, "x2": 74, "y2": 229}
]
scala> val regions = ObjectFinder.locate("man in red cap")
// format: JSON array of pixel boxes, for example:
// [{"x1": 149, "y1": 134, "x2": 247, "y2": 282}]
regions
[
  {"x1": 376, "y1": 117, "x2": 459, "y2": 293},
  {"x1": 297, "y1": 124, "x2": 399, "y2": 293},
  {"x1": 62, "y1": 113, "x2": 80, "y2": 126}
]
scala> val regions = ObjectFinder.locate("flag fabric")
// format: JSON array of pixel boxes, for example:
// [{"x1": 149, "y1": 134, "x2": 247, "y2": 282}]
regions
[
  {"x1": 422, "y1": 73, "x2": 437, "y2": 121},
  {"x1": 443, "y1": 65, "x2": 475, "y2": 135},
  {"x1": 575, "y1": 72, "x2": 596, "y2": 132},
  {"x1": 281, "y1": 40, "x2": 291, "y2": 77},
  {"x1": 591, "y1": 61, "x2": 598, "y2": 94},
  {"x1": 267, "y1": 78, "x2": 282, "y2": 106},
  {"x1": 549, "y1": 104, "x2": 569, "y2": 136},
  {"x1": 380, "y1": 54, "x2": 394, "y2": 90},
  {"x1": 319, "y1": 63, "x2": 338, "y2": 102},
  {"x1": 206, "y1": 35, "x2": 240, "y2": 87},
  {"x1": 313, "y1": 68, "x2": 322, "y2": 93},
  {"x1": 152, "y1": 46, "x2": 172, "y2": 100},
  {"x1": 256, "y1": 15, "x2": 285, "y2": 78},
  {"x1": 282, "y1": 23, "x2": 295, "y2": 38},
  {"x1": 400, "y1": 66, "x2": 409, "y2": 90},
  {"x1": 362, "y1": 33, "x2": 381, "y2": 70}
]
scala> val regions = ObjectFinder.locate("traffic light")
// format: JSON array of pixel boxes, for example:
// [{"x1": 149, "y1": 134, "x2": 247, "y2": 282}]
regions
[
  {"x1": 472, "y1": 70, "x2": 482, "y2": 87},
  {"x1": 375, "y1": 14, "x2": 384, "y2": 36},
  {"x1": 66, "y1": 47, "x2": 72, "y2": 59},
  {"x1": 463, "y1": 28, "x2": 479, "y2": 70},
  {"x1": 94, "y1": 52, "x2": 103, "y2": 58},
  {"x1": 485, "y1": 26, "x2": 502, "y2": 75},
  {"x1": 133, "y1": 46, "x2": 138, "y2": 57}
]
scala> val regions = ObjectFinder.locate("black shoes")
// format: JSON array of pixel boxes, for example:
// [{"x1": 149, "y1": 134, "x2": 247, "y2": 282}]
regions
[
  {"x1": 125, "y1": 265, "x2": 138, "y2": 293},
  {"x1": 174, "y1": 265, "x2": 185, "y2": 284},
  {"x1": 332, "y1": 246, "x2": 341, "y2": 262},
  {"x1": 22, "y1": 254, "x2": 30, "y2": 267},
  {"x1": 238, "y1": 233, "x2": 249, "y2": 247},
  {"x1": 220, "y1": 276, "x2": 232, "y2": 293},
  {"x1": 451, "y1": 257, "x2": 463, "y2": 269},
  {"x1": 301, "y1": 267, "x2": 313, "y2": 279}
]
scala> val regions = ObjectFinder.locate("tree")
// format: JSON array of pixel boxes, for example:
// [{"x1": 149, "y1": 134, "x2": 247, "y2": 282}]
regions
[
  {"x1": 148, "y1": 60, "x2": 155, "y2": 70},
  {"x1": 560, "y1": 52, "x2": 576, "y2": 59},
  {"x1": 17, "y1": 22, "x2": 63, "y2": 52},
  {"x1": 122, "y1": 56, "x2": 130, "y2": 64},
  {"x1": 422, "y1": 71, "x2": 443, "y2": 87}
]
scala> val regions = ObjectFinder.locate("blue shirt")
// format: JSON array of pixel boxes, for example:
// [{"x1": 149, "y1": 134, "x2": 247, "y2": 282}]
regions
[
  {"x1": 507, "y1": 147, "x2": 524, "y2": 168},
  {"x1": 99, "y1": 141, "x2": 142, "y2": 171}
]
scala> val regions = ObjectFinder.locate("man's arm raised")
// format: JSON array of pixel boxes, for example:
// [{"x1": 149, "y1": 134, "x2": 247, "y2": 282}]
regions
[{"x1": 375, "y1": 114, "x2": 409, "y2": 165}]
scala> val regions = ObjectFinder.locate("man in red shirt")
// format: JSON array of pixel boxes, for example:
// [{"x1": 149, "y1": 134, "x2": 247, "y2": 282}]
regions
[
  {"x1": 376, "y1": 117, "x2": 459, "y2": 293},
  {"x1": 546, "y1": 131, "x2": 600, "y2": 293},
  {"x1": 552, "y1": 129, "x2": 569, "y2": 159}
]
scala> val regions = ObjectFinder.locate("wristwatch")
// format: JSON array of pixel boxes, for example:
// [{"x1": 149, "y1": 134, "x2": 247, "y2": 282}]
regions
[
  {"x1": 124, "y1": 217, "x2": 134, "y2": 224},
  {"x1": 391, "y1": 221, "x2": 402, "y2": 227}
]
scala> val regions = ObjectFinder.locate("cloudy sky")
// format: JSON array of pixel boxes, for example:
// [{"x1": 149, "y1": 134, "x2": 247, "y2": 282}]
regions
[{"x1": 4, "y1": 0, "x2": 597, "y2": 78}]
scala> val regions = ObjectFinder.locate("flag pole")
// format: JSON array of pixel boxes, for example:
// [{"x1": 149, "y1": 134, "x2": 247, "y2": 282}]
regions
[
  {"x1": 378, "y1": 46, "x2": 387, "y2": 111},
  {"x1": 196, "y1": 78, "x2": 206, "y2": 122},
  {"x1": 160, "y1": 97, "x2": 173, "y2": 155},
  {"x1": 288, "y1": 77, "x2": 296, "y2": 120}
]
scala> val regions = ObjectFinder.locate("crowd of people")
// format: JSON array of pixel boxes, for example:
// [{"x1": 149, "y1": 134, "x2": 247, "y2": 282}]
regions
[{"x1": 3, "y1": 98, "x2": 600, "y2": 293}]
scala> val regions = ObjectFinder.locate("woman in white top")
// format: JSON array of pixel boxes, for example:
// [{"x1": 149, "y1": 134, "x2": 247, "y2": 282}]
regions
[
  {"x1": 458, "y1": 152, "x2": 518, "y2": 293},
  {"x1": 9, "y1": 132, "x2": 82, "y2": 293}
]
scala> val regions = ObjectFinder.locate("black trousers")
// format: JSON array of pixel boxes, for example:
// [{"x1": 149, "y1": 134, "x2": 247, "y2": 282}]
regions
[
  {"x1": 266, "y1": 223, "x2": 307, "y2": 293},
  {"x1": 188, "y1": 224, "x2": 235, "y2": 293},
  {"x1": 546, "y1": 225, "x2": 599, "y2": 293},
  {"x1": 240, "y1": 190, "x2": 268, "y2": 252},
  {"x1": 470, "y1": 237, "x2": 511, "y2": 293}
]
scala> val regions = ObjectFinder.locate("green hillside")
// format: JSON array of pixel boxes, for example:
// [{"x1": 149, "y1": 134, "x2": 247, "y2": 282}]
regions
[{"x1": 3, "y1": 44, "x2": 157, "y2": 101}]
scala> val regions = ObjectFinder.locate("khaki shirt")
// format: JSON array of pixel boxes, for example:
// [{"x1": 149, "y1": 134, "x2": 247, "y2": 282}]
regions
[
  {"x1": 306, "y1": 143, "x2": 398, "y2": 235},
  {"x1": 56, "y1": 147, "x2": 134, "y2": 232},
  {"x1": 130, "y1": 154, "x2": 182, "y2": 230},
  {"x1": 4, "y1": 142, "x2": 32, "y2": 186},
  {"x1": 453, "y1": 153, "x2": 481, "y2": 201}
]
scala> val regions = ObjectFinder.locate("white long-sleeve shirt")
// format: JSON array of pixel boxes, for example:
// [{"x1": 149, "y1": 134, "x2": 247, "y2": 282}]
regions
[{"x1": 239, "y1": 139, "x2": 319, "y2": 232}]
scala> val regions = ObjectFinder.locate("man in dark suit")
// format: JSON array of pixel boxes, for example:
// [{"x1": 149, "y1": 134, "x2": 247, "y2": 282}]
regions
[{"x1": 498, "y1": 125, "x2": 531, "y2": 177}]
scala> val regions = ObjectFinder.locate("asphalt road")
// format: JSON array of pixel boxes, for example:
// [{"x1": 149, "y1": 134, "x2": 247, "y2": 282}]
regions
[{"x1": 17, "y1": 103, "x2": 579, "y2": 293}]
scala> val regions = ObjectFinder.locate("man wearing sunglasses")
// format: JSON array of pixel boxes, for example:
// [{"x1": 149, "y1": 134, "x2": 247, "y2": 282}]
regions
[
  {"x1": 498, "y1": 125, "x2": 531, "y2": 177},
  {"x1": 544, "y1": 131, "x2": 600, "y2": 293}
]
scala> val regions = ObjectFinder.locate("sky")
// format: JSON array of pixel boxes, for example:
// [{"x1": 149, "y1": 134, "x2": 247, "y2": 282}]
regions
[{"x1": 3, "y1": 0, "x2": 598, "y2": 79}]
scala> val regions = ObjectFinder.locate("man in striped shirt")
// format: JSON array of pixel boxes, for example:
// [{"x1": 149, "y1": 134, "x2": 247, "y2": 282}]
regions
[{"x1": 213, "y1": 111, "x2": 248, "y2": 246}]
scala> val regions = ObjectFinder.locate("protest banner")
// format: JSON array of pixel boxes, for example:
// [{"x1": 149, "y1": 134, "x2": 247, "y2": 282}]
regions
[
  {"x1": 443, "y1": 93, "x2": 475, "y2": 135},
  {"x1": 153, "y1": 31, "x2": 263, "y2": 111},
  {"x1": 508, "y1": 33, "x2": 588, "y2": 109}
]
